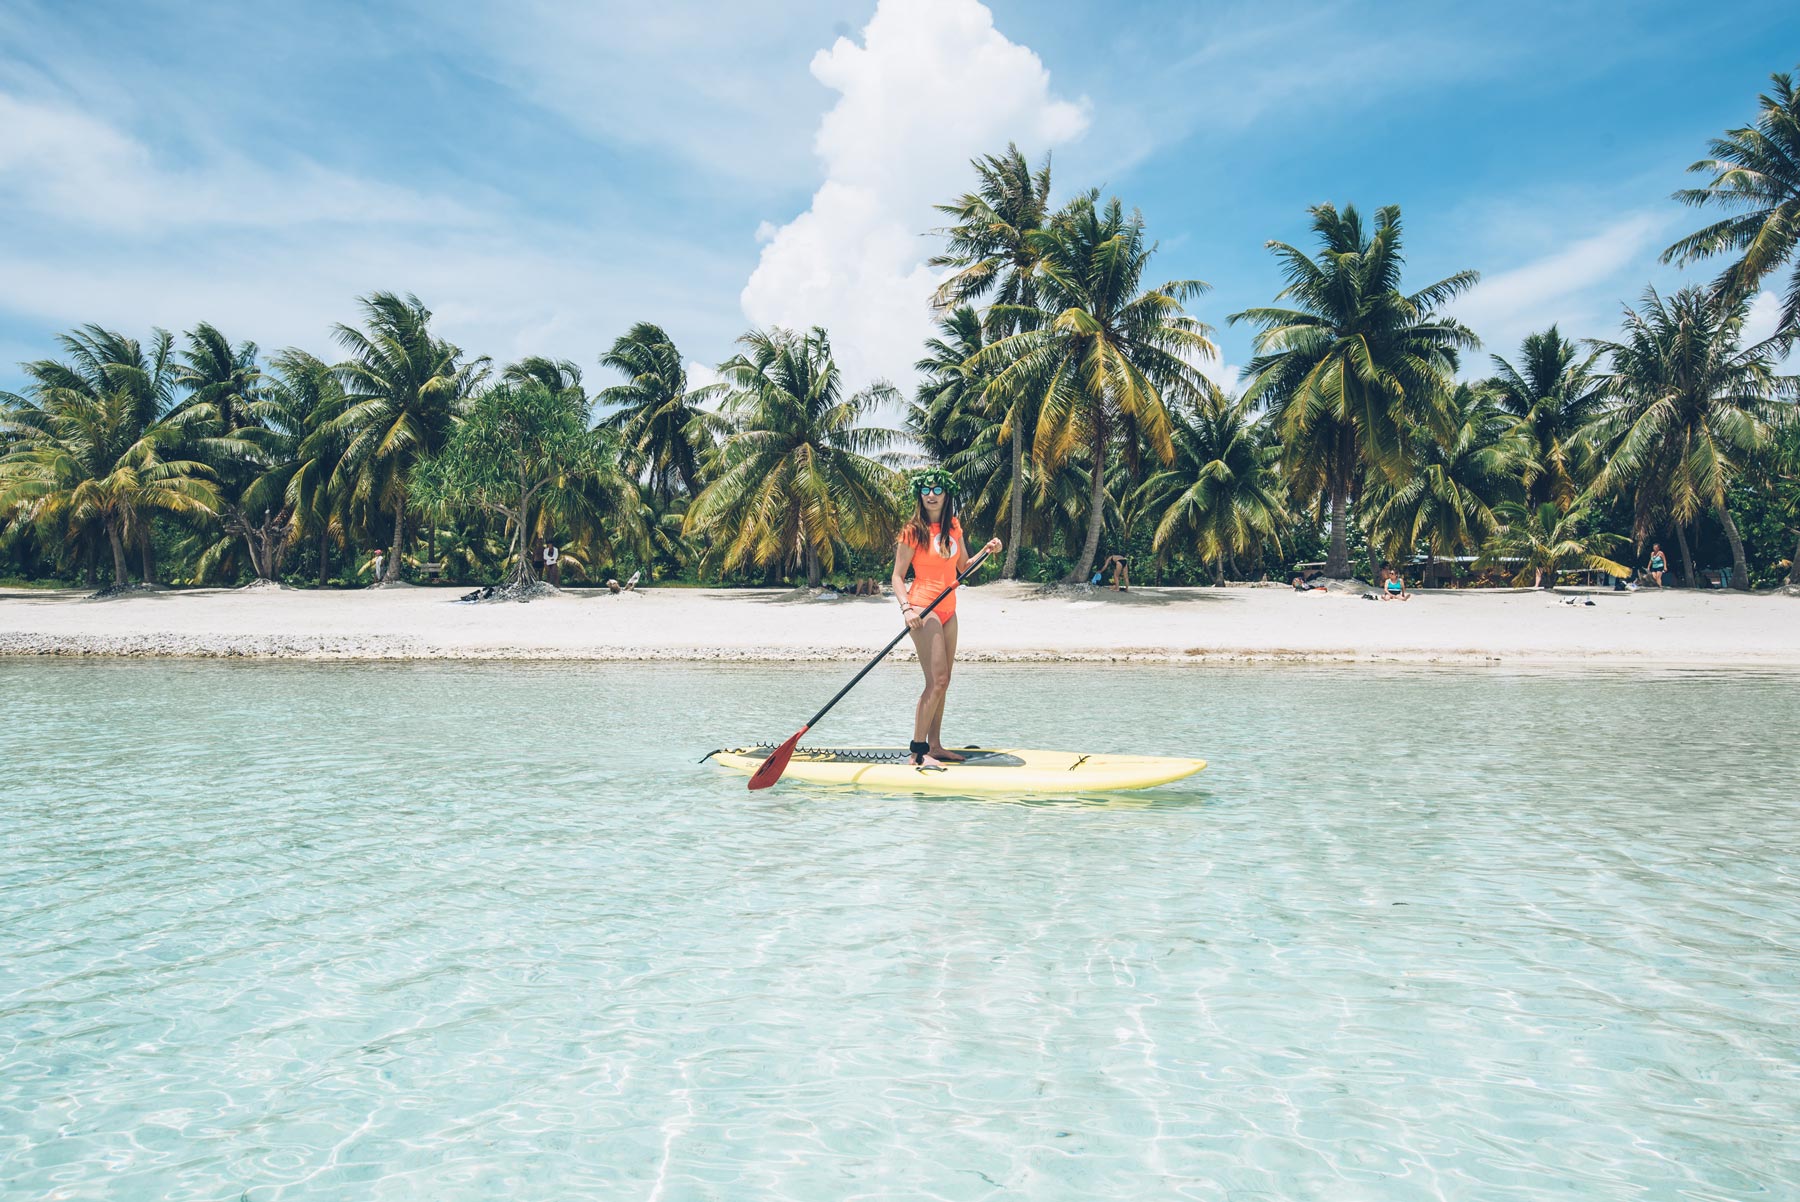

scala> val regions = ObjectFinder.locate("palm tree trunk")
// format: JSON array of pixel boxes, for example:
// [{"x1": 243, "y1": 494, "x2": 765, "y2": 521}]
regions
[
  {"x1": 138, "y1": 525, "x2": 156, "y2": 584},
  {"x1": 386, "y1": 492, "x2": 405, "y2": 582},
  {"x1": 1004, "y1": 425, "x2": 1023, "y2": 580},
  {"x1": 1675, "y1": 524, "x2": 1696, "y2": 587},
  {"x1": 106, "y1": 521, "x2": 130, "y2": 585},
  {"x1": 1069, "y1": 449, "x2": 1107, "y2": 583},
  {"x1": 84, "y1": 541, "x2": 99, "y2": 589},
  {"x1": 1715, "y1": 501, "x2": 1749, "y2": 591},
  {"x1": 1325, "y1": 424, "x2": 1354, "y2": 578},
  {"x1": 1789, "y1": 529, "x2": 1800, "y2": 588},
  {"x1": 804, "y1": 540, "x2": 821, "y2": 589}
]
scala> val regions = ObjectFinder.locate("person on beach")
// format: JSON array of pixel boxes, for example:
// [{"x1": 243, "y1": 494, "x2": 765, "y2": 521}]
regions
[
  {"x1": 1101, "y1": 554, "x2": 1131, "y2": 591},
  {"x1": 1647, "y1": 543, "x2": 1667, "y2": 588},
  {"x1": 891, "y1": 469, "x2": 1002, "y2": 769},
  {"x1": 1292, "y1": 574, "x2": 1327, "y2": 593},
  {"x1": 365, "y1": 549, "x2": 385, "y2": 583},
  {"x1": 542, "y1": 540, "x2": 560, "y2": 586},
  {"x1": 1383, "y1": 567, "x2": 1410, "y2": 600}
]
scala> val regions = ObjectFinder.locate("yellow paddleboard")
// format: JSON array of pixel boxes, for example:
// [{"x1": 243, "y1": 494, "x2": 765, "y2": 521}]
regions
[{"x1": 709, "y1": 746, "x2": 1206, "y2": 794}]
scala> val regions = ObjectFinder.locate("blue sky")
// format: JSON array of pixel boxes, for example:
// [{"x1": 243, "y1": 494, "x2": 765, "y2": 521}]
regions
[{"x1": 1, "y1": 0, "x2": 1795, "y2": 403}]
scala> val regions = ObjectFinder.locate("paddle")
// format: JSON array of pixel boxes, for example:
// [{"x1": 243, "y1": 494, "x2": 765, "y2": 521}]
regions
[{"x1": 748, "y1": 547, "x2": 992, "y2": 790}]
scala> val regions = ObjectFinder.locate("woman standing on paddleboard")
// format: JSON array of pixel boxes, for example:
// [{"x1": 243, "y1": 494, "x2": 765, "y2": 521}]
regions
[{"x1": 892, "y1": 469, "x2": 1002, "y2": 768}]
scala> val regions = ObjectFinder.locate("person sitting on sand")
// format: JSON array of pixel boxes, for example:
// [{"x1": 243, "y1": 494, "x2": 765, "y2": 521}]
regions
[
  {"x1": 892, "y1": 468, "x2": 1003, "y2": 769},
  {"x1": 1292, "y1": 574, "x2": 1327, "y2": 593},
  {"x1": 1383, "y1": 567, "x2": 1410, "y2": 601},
  {"x1": 1647, "y1": 543, "x2": 1667, "y2": 588}
]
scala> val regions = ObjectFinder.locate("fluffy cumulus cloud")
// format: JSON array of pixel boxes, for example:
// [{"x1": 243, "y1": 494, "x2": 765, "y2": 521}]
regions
[{"x1": 740, "y1": 0, "x2": 1088, "y2": 397}]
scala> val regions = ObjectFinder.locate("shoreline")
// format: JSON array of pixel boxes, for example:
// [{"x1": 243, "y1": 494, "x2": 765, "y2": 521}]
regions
[{"x1": 3, "y1": 581, "x2": 1796, "y2": 667}]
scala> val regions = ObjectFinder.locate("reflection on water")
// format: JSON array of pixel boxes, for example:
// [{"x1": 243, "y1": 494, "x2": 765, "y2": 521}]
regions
[{"x1": 3, "y1": 660, "x2": 1798, "y2": 1201}]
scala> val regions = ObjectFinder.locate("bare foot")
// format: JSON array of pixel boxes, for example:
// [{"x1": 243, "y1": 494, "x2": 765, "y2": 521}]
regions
[{"x1": 929, "y1": 746, "x2": 966, "y2": 763}]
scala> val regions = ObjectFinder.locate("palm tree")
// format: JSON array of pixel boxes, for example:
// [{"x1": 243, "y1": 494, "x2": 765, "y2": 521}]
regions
[
  {"x1": 930, "y1": 145, "x2": 1057, "y2": 577},
  {"x1": 1133, "y1": 386, "x2": 1286, "y2": 582},
  {"x1": 10, "y1": 326, "x2": 183, "y2": 581},
  {"x1": 326, "y1": 292, "x2": 487, "y2": 581},
  {"x1": 502, "y1": 356, "x2": 584, "y2": 399},
  {"x1": 1479, "y1": 501, "x2": 1628, "y2": 588},
  {"x1": 176, "y1": 323, "x2": 263, "y2": 436},
  {"x1": 1231, "y1": 203, "x2": 1479, "y2": 579},
  {"x1": 975, "y1": 196, "x2": 1216, "y2": 583},
  {"x1": 1364, "y1": 384, "x2": 1525, "y2": 585},
  {"x1": 685, "y1": 327, "x2": 900, "y2": 587},
  {"x1": 1487, "y1": 328, "x2": 1604, "y2": 509},
  {"x1": 598, "y1": 323, "x2": 725, "y2": 508},
  {"x1": 0, "y1": 387, "x2": 219, "y2": 586},
  {"x1": 1587, "y1": 286, "x2": 1789, "y2": 590},
  {"x1": 194, "y1": 348, "x2": 351, "y2": 584},
  {"x1": 1663, "y1": 64, "x2": 1800, "y2": 336}
]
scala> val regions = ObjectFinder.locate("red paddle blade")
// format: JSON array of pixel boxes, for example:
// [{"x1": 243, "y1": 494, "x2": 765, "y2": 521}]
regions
[{"x1": 747, "y1": 726, "x2": 808, "y2": 790}]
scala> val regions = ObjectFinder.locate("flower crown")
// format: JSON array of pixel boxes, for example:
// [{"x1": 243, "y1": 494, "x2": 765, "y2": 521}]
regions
[{"x1": 910, "y1": 468, "x2": 959, "y2": 496}]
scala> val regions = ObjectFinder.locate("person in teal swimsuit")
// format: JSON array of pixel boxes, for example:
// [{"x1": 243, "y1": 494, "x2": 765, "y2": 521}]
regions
[{"x1": 1648, "y1": 543, "x2": 1667, "y2": 588}]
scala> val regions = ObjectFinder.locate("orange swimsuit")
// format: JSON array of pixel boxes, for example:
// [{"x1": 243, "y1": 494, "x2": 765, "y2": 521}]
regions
[{"x1": 903, "y1": 518, "x2": 963, "y2": 621}]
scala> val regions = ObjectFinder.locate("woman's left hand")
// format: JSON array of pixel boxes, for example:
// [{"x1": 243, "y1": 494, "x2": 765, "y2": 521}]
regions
[{"x1": 983, "y1": 538, "x2": 1003, "y2": 556}]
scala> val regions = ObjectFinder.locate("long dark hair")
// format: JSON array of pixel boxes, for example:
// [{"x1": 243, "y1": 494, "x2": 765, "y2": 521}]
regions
[{"x1": 900, "y1": 490, "x2": 960, "y2": 555}]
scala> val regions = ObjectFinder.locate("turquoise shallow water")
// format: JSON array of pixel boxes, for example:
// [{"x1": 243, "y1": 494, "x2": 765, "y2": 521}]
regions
[{"x1": 2, "y1": 659, "x2": 1798, "y2": 1201}]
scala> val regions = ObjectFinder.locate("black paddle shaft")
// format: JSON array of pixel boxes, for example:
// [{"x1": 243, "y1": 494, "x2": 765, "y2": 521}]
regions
[{"x1": 801, "y1": 548, "x2": 990, "y2": 730}]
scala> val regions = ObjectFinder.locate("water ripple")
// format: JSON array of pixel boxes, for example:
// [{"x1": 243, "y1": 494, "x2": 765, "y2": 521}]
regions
[{"x1": 2, "y1": 660, "x2": 1797, "y2": 1200}]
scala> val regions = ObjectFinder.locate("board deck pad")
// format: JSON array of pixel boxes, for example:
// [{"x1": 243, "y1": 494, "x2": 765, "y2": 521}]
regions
[
  {"x1": 734, "y1": 746, "x2": 1026, "y2": 768},
  {"x1": 707, "y1": 746, "x2": 1206, "y2": 794}
]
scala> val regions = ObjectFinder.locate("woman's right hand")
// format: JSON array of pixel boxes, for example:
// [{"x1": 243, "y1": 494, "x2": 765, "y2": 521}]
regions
[{"x1": 903, "y1": 606, "x2": 923, "y2": 631}]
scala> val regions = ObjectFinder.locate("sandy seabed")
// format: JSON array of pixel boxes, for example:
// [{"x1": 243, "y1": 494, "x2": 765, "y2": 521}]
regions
[{"x1": 2, "y1": 580, "x2": 1796, "y2": 667}]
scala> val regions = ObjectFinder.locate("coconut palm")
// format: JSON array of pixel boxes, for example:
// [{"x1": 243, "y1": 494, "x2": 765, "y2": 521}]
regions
[
  {"x1": 9, "y1": 326, "x2": 184, "y2": 581},
  {"x1": 326, "y1": 292, "x2": 487, "y2": 581},
  {"x1": 1662, "y1": 65, "x2": 1800, "y2": 336},
  {"x1": 930, "y1": 146, "x2": 1058, "y2": 576},
  {"x1": 598, "y1": 323, "x2": 725, "y2": 507},
  {"x1": 910, "y1": 306, "x2": 992, "y2": 465},
  {"x1": 1586, "y1": 286, "x2": 1790, "y2": 590},
  {"x1": 1232, "y1": 203, "x2": 1479, "y2": 579},
  {"x1": 1364, "y1": 384, "x2": 1526, "y2": 584},
  {"x1": 502, "y1": 356, "x2": 585, "y2": 399},
  {"x1": 0, "y1": 387, "x2": 219, "y2": 586},
  {"x1": 197, "y1": 348, "x2": 349, "y2": 584},
  {"x1": 1479, "y1": 502, "x2": 1628, "y2": 588},
  {"x1": 1133, "y1": 386, "x2": 1286, "y2": 582},
  {"x1": 685, "y1": 326, "x2": 900, "y2": 587},
  {"x1": 1487, "y1": 327, "x2": 1604, "y2": 510},
  {"x1": 175, "y1": 322, "x2": 263, "y2": 437},
  {"x1": 974, "y1": 196, "x2": 1216, "y2": 582}
]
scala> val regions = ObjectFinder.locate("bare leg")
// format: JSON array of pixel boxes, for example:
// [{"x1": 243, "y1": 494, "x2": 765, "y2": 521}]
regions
[
  {"x1": 909, "y1": 617, "x2": 951, "y2": 766},
  {"x1": 927, "y1": 615, "x2": 961, "y2": 759}
]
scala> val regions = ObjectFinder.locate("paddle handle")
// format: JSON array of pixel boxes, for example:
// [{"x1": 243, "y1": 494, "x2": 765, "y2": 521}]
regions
[{"x1": 801, "y1": 548, "x2": 991, "y2": 730}]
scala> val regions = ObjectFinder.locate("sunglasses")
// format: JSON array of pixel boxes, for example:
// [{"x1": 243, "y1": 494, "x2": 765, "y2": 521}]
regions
[{"x1": 919, "y1": 485, "x2": 946, "y2": 496}]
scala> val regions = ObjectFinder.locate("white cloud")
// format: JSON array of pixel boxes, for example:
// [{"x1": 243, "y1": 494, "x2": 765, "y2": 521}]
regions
[
  {"x1": 0, "y1": 90, "x2": 743, "y2": 379},
  {"x1": 1445, "y1": 211, "x2": 1671, "y2": 366},
  {"x1": 1743, "y1": 289, "x2": 1782, "y2": 348},
  {"x1": 417, "y1": 0, "x2": 846, "y2": 190},
  {"x1": 685, "y1": 360, "x2": 725, "y2": 391},
  {"x1": 0, "y1": 92, "x2": 474, "y2": 233},
  {"x1": 739, "y1": 0, "x2": 1088, "y2": 398}
]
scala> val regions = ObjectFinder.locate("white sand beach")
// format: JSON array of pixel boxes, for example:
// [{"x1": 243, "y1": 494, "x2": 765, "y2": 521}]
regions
[{"x1": 2, "y1": 581, "x2": 1795, "y2": 666}]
